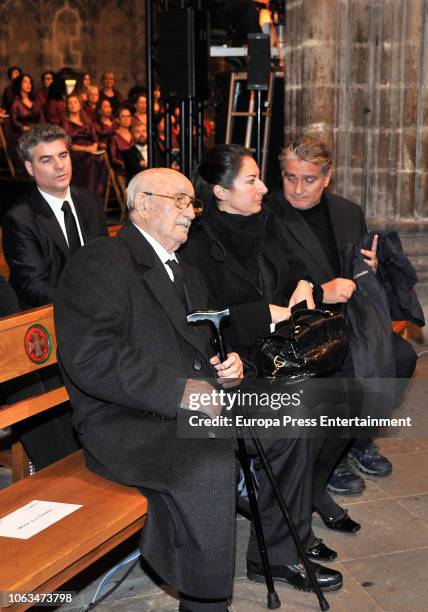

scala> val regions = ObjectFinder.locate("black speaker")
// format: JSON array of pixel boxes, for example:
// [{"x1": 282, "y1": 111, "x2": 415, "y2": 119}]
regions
[
  {"x1": 158, "y1": 8, "x2": 209, "y2": 99},
  {"x1": 247, "y1": 33, "x2": 270, "y2": 90}
]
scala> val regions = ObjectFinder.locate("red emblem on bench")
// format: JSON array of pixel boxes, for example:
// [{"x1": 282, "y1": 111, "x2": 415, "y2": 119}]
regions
[{"x1": 24, "y1": 324, "x2": 52, "y2": 364}]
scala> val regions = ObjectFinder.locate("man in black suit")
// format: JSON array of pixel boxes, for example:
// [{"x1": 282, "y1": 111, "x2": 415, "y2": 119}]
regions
[
  {"x1": 2, "y1": 124, "x2": 108, "y2": 310},
  {"x1": 269, "y1": 136, "x2": 417, "y2": 496},
  {"x1": 54, "y1": 168, "x2": 247, "y2": 612},
  {"x1": 122, "y1": 118, "x2": 148, "y2": 183},
  {"x1": 1, "y1": 124, "x2": 108, "y2": 469}
]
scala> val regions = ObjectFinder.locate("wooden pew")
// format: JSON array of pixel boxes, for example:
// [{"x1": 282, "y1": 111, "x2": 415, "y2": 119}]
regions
[{"x1": 0, "y1": 306, "x2": 147, "y2": 611}]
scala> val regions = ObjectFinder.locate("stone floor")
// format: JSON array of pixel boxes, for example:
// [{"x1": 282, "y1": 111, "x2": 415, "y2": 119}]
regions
[{"x1": 1, "y1": 358, "x2": 428, "y2": 611}]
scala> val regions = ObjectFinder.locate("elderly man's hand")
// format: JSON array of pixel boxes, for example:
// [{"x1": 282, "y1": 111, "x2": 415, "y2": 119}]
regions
[
  {"x1": 211, "y1": 352, "x2": 243, "y2": 383},
  {"x1": 321, "y1": 278, "x2": 356, "y2": 303},
  {"x1": 361, "y1": 234, "x2": 378, "y2": 273}
]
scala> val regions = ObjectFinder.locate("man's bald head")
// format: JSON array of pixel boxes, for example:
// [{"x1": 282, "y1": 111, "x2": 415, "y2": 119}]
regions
[
  {"x1": 126, "y1": 168, "x2": 196, "y2": 253},
  {"x1": 126, "y1": 168, "x2": 192, "y2": 213}
]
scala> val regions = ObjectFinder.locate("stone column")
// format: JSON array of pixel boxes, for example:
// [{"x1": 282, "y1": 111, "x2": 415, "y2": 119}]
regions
[{"x1": 284, "y1": 0, "x2": 428, "y2": 334}]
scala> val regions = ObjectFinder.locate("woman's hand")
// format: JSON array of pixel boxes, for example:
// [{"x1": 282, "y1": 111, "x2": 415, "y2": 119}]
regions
[
  {"x1": 269, "y1": 304, "x2": 291, "y2": 324},
  {"x1": 288, "y1": 280, "x2": 315, "y2": 310}
]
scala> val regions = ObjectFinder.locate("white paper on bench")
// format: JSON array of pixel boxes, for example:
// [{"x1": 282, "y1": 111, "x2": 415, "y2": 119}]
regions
[{"x1": 0, "y1": 500, "x2": 82, "y2": 539}]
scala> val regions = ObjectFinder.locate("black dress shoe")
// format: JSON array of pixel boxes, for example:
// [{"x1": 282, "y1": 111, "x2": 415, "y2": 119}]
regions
[
  {"x1": 317, "y1": 509, "x2": 361, "y2": 534},
  {"x1": 307, "y1": 539, "x2": 338, "y2": 562},
  {"x1": 247, "y1": 559, "x2": 343, "y2": 592}
]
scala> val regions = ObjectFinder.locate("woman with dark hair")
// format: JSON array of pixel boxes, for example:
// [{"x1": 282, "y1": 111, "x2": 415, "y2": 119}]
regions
[
  {"x1": 10, "y1": 74, "x2": 43, "y2": 134},
  {"x1": 132, "y1": 92, "x2": 147, "y2": 123},
  {"x1": 9, "y1": 73, "x2": 44, "y2": 174},
  {"x1": 35, "y1": 70, "x2": 55, "y2": 110},
  {"x1": 73, "y1": 72, "x2": 92, "y2": 104},
  {"x1": 184, "y1": 144, "x2": 316, "y2": 350},
  {"x1": 45, "y1": 75, "x2": 67, "y2": 125},
  {"x1": 95, "y1": 98, "x2": 116, "y2": 147},
  {"x1": 1, "y1": 65, "x2": 22, "y2": 112},
  {"x1": 62, "y1": 94, "x2": 106, "y2": 196},
  {"x1": 108, "y1": 105, "x2": 133, "y2": 176},
  {"x1": 182, "y1": 144, "x2": 361, "y2": 588}
]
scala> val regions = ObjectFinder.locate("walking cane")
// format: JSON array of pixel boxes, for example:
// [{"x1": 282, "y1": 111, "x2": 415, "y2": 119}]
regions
[{"x1": 187, "y1": 309, "x2": 330, "y2": 612}]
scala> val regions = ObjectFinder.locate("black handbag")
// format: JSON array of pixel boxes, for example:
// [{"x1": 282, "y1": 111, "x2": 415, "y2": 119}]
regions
[{"x1": 250, "y1": 309, "x2": 347, "y2": 381}]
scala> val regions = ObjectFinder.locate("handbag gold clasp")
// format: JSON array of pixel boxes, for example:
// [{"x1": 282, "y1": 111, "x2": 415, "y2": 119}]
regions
[{"x1": 272, "y1": 355, "x2": 287, "y2": 377}]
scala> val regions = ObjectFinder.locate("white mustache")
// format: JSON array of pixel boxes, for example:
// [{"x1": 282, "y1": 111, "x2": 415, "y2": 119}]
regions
[{"x1": 176, "y1": 220, "x2": 192, "y2": 228}]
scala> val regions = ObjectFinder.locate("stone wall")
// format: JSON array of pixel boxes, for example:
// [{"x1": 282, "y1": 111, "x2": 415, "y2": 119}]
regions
[
  {"x1": 0, "y1": 0, "x2": 146, "y2": 96},
  {"x1": 284, "y1": 0, "x2": 428, "y2": 341}
]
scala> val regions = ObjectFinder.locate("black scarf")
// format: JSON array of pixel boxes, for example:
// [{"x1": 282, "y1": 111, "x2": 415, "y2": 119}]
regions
[{"x1": 205, "y1": 206, "x2": 269, "y2": 290}]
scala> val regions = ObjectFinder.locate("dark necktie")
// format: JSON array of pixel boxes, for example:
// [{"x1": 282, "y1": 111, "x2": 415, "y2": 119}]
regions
[
  {"x1": 166, "y1": 259, "x2": 187, "y2": 305},
  {"x1": 61, "y1": 201, "x2": 81, "y2": 254}
]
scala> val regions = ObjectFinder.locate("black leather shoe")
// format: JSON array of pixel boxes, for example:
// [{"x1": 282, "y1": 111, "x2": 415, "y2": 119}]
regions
[
  {"x1": 317, "y1": 509, "x2": 361, "y2": 534},
  {"x1": 348, "y1": 443, "x2": 392, "y2": 477},
  {"x1": 247, "y1": 559, "x2": 343, "y2": 592},
  {"x1": 307, "y1": 539, "x2": 338, "y2": 562},
  {"x1": 327, "y1": 459, "x2": 366, "y2": 495}
]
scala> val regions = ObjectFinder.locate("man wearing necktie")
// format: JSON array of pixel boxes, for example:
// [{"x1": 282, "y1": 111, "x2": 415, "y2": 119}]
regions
[
  {"x1": 55, "y1": 168, "x2": 244, "y2": 612},
  {"x1": 2, "y1": 124, "x2": 108, "y2": 470},
  {"x1": 2, "y1": 123, "x2": 108, "y2": 310}
]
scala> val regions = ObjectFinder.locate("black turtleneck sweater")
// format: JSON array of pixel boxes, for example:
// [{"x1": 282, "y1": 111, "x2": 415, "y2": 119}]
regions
[{"x1": 294, "y1": 195, "x2": 341, "y2": 278}]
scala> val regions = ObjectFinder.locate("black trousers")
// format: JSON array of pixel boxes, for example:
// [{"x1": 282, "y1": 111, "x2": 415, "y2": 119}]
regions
[
  {"x1": 246, "y1": 437, "x2": 313, "y2": 565},
  {"x1": 313, "y1": 332, "x2": 418, "y2": 518},
  {"x1": 311, "y1": 351, "x2": 360, "y2": 521}
]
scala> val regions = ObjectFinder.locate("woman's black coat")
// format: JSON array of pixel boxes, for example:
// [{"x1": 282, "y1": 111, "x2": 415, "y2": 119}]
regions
[{"x1": 181, "y1": 212, "x2": 309, "y2": 354}]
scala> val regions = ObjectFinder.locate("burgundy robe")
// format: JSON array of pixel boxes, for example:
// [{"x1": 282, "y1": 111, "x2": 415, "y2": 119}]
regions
[
  {"x1": 108, "y1": 131, "x2": 134, "y2": 175},
  {"x1": 62, "y1": 118, "x2": 107, "y2": 197}
]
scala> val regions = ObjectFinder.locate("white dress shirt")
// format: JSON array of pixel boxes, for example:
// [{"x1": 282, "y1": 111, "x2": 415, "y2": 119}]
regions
[
  {"x1": 38, "y1": 187, "x2": 84, "y2": 247},
  {"x1": 133, "y1": 224, "x2": 178, "y2": 281},
  {"x1": 136, "y1": 143, "x2": 148, "y2": 160}
]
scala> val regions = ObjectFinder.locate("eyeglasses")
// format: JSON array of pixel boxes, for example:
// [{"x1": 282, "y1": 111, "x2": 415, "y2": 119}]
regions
[{"x1": 142, "y1": 192, "x2": 203, "y2": 214}]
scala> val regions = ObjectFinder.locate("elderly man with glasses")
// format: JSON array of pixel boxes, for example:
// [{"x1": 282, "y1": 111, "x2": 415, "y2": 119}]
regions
[{"x1": 54, "y1": 167, "x2": 244, "y2": 612}]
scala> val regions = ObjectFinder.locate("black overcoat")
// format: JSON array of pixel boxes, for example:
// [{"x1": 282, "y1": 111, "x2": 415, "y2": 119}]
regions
[{"x1": 54, "y1": 221, "x2": 236, "y2": 599}]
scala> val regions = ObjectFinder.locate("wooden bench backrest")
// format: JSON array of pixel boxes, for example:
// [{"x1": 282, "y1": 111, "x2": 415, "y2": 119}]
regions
[
  {"x1": 0, "y1": 305, "x2": 57, "y2": 382},
  {"x1": 0, "y1": 305, "x2": 69, "y2": 430}
]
